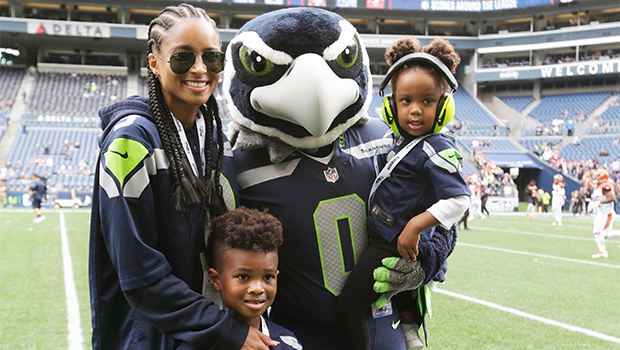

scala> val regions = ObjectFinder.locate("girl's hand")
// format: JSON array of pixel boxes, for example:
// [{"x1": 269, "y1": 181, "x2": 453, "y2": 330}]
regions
[
  {"x1": 397, "y1": 211, "x2": 440, "y2": 262},
  {"x1": 397, "y1": 223, "x2": 420, "y2": 262}
]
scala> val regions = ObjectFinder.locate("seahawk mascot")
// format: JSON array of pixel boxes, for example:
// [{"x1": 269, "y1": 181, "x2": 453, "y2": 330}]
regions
[{"x1": 223, "y1": 8, "x2": 454, "y2": 349}]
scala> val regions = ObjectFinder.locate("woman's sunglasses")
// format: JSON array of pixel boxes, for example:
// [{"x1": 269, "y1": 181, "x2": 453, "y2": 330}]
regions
[{"x1": 153, "y1": 50, "x2": 226, "y2": 75}]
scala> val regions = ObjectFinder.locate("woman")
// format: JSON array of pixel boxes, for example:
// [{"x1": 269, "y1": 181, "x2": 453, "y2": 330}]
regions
[{"x1": 89, "y1": 4, "x2": 277, "y2": 350}]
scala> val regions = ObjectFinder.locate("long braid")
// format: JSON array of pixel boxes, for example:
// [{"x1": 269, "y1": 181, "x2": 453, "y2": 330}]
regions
[
  {"x1": 147, "y1": 3, "x2": 220, "y2": 212},
  {"x1": 199, "y1": 98, "x2": 226, "y2": 217},
  {"x1": 209, "y1": 96, "x2": 225, "y2": 200},
  {"x1": 148, "y1": 69, "x2": 198, "y2": 210}
]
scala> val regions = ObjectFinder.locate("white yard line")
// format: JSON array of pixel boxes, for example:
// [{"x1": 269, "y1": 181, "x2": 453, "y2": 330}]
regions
[
  {"x1": 436, "y1": 288, "x2": 620, "y2": 344},
  {"x1": 468, "y1": 226, "x2": 596, "y2": 242},
  {"x1": 59, "y1": 212, "x2": 84, "y2": 350},
  {"x1": 458, "y1": 242, "x2": 620, "y2": 269}
]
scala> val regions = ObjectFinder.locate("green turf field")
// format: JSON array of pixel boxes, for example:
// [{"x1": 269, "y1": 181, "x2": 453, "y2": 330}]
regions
[{"x1": 1, "y1": 209, "x2": 619, "y2": 349}]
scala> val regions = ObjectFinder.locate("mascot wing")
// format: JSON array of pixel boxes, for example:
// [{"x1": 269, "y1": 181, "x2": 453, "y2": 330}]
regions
[{"x1": 223, "y1": 7, "x2": 372, "y2": 150}]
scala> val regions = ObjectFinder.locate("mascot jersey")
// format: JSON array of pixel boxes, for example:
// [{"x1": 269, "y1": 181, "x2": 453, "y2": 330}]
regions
[
  {"x1": 90, "y1": 96, "x2": 245, "y2": 350},
  {"x1": 234, "y1": 118, "x2": 392, "y2": 326}
]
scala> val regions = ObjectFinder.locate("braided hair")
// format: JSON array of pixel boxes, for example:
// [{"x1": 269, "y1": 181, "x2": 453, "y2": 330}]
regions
[{"x1": 147, "y1": 3, "x2": 226, "y2": 215}]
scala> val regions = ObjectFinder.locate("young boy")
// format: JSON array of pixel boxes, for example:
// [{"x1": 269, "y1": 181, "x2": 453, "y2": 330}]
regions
[{"x1": 207, "y1": 207, "x2": 303, "y2": 350}]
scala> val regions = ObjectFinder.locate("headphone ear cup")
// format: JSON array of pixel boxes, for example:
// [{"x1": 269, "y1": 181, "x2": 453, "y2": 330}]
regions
[
  {"x1": 382, "y1": 95, "x2": 401, "y2": 136},
  {"x1": 434, "y1": 92, "x2": 455, "y2": 133}
]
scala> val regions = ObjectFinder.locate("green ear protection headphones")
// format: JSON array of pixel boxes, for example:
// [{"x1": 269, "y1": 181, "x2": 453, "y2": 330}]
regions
[{"x1": 379, "y1": 52, "x2": 458, "y2": 136}]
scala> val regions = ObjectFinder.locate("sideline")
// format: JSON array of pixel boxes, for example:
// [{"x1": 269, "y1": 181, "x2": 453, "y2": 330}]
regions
[
  {"x1": 436, "y1": 288, "x2": 620, "y2": 345},
  {"x1": 458, "y1": 242, "x2": 620, "y2": 269},
  {"x1": 59, "y1": 212, "x2": 84, "y2": 350}
]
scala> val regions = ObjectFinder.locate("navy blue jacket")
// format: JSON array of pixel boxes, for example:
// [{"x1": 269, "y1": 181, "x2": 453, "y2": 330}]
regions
[{"x1": 89, "y1": 96, "x2": 246, "y2": 350}]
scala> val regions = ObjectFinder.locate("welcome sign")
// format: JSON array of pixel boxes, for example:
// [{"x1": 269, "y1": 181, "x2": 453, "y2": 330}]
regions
[{"x1": 475, "y1": 59, "x2": 620, "y2": 82}]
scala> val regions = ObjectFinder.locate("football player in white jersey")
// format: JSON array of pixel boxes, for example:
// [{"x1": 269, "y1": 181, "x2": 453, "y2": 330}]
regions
[
  {"x1": 590, "y1": 169, "x2": 620, "y2": 258},
  {"x1": 551, "y1": 174, "x2": 565, "y2": 226}
]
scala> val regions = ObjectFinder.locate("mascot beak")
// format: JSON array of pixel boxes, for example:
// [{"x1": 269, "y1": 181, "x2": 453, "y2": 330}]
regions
[{"x1": 250, "y1": 53, "x2": 360, "y2": 137}]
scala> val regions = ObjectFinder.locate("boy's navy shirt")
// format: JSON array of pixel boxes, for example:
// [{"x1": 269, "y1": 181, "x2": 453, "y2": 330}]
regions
[
  {"x1": 89, "y1": 96, "x2": 247, "y2": 350},
  {"x1": 264, "y1": 318, "x2": 303, "y2": 350},
  {"x1": 367, "y1": 133, "x2": 470, "y2": 242}
]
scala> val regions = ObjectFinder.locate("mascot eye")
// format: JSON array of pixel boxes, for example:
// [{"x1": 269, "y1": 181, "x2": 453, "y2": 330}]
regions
[
  {"x1": 337, "y1": 38, "x2": 358, "y2": 69},
  {"x1": 240, "y1": 46, "x2": 272, "y2": 76}
]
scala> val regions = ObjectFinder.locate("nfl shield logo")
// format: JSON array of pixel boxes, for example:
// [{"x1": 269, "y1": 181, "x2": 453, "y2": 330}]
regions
[{"x1": 324, "y1": 167, "x2": 339, "y2": 183}]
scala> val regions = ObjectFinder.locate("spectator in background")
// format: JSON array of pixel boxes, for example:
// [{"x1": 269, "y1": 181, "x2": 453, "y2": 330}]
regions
[
  {"x1": 542, "y1": 189, "x2": 551, "y2": 212},
  {"x1": 536, "y1": 188, "x2": 544, "y2": 212},
  {"x1": 566, "y1": 118, "x2": 574, "y2": 136},
  {"x1": 572, "y1": 134, "x2": 581, "y2": 146},
  {"x1": 0, "y1": 178, "x2": 6, "y2": 208},
  {"x1": 471, "y1": 139, "x2": 480, "y2": 154},
  {"x1": 21, "y1": 121, "x2": 27, "y2": 134},
  {"x1": 611, "y1": 158, "x2": 620, "y2": 174},
  {"x1": 535, "y1": 123, "x2": 543, "y2": 136}
]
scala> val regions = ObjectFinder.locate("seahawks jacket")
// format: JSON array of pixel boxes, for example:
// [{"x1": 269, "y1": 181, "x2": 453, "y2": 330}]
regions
[{"x1": 89, "y1": 96, "x2": 246, "y2": 350}]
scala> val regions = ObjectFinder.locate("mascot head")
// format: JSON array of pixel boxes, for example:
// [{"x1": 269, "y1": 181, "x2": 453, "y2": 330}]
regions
[{"x1": 223, "y1": 7, "x2": 372, "y2": 149}]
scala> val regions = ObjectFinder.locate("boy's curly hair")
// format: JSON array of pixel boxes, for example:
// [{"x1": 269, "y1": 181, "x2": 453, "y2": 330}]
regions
[
  {"x1": 385, "y1": 37, "x2": 461, "y2": 94},
  {"x1": 207, "y1": 207, "x2": 283, "y2": 268}
]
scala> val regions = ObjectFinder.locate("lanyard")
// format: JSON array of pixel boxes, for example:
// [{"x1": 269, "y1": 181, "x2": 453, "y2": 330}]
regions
[
  {"x1": 260, "y1": 316, "x2": 270, "y2": 337},
  {"x1": 369, "y1": 133, "x2": 431, "y2": 205},
  {"x1": 171, "y1": 111, "x2": 206, "y2": 178}
]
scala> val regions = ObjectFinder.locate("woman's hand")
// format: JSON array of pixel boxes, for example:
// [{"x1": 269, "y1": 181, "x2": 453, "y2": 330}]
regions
[{"x1": 241, "y1": 327, "x2": 279, "y2": 350}]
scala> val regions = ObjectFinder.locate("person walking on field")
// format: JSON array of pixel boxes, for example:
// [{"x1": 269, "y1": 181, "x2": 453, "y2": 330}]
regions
[
  {"x1": 30, "y1": 173, "x2": 46, "y2": 223},
  {"x1": 590, "y1": 169, "x2": 620, "y2": 258},
  {"x1": 552, "y1": 174, "x2": 565, "y2": 226},
  {"x1": 526, "y1": 180, "x2": 537, "y2": 219}
]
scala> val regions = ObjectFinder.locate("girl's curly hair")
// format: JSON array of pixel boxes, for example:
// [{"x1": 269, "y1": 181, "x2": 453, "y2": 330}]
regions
[{"x1": 385, "y1": 37, "x2": 461, "y2": 93}]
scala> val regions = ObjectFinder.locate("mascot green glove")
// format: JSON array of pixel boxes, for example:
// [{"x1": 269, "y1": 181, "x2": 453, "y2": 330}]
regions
[{"x1": 373, "y1": 225, "x2": 458, "y2": 308}]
